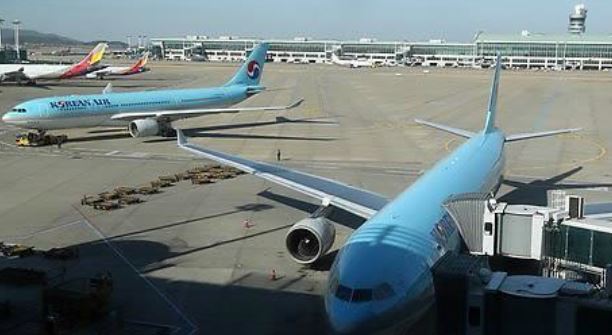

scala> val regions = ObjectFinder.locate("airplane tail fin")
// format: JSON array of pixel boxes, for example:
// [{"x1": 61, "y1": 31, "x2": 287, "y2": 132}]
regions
[
  {"x1": 129, "y1": 52, "x2": 149, "y2": 71},
  {"x1": 59, "y1": 43, "x2": 108, "y2": 79},
  {"x1": 225, "y1": 42, "x2": 268, "y2": 87},
  {"x1": 81, "y1": 43, "x2": 108, "y2": 67},
  {"x1": 483, "y1": 53, "x2": 501, "y2": 133}
]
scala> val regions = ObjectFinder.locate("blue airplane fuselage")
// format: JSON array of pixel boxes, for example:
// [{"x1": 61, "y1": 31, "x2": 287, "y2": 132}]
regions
[
  {"x1": 326, "y1": 129, "x2": 505, "y2": 333},
  {"x1": 3, "y1": 85, "x2": 250, "y2": 130}
]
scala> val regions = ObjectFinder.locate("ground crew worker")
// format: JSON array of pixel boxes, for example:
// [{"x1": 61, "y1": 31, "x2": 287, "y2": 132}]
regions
[{"x1": 276, "y1": 149, "x2": 281, "y2": 161}]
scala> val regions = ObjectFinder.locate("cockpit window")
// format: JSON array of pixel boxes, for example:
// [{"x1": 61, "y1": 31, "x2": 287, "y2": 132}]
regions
[
  {"x1": 352, "y1": 289, "x2": 373, "y2": 302},
  {"x1": 373, "y1": 283, "x2": 395, "y2": 300},
  {"x1": 11, "y1": 108, "x2": 26, "y2": 113},
  {"x1": 331, "y1": 278, "x2": 393, "y2": 303},
  {"x1": 335, "y1": 285, "x2": 352, "y2": 301}
]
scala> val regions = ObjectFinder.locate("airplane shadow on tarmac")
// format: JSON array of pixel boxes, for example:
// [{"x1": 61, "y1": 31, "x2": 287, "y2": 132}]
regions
[
  {"x1": 500, "y1": 166, "x2": 612, "y2": 206},
  {"x1": 142, "y1": 116, "x2": 339, "y2": 144},
  {"x1": 62, "y1": 117, "x2": 337, "y2": 143},
  {"x1": 18, "y1": 238, "x2": 330, "y2": 335},
  {"x1": 79, "y1": 200, "x2": 329, "y2": 334}
]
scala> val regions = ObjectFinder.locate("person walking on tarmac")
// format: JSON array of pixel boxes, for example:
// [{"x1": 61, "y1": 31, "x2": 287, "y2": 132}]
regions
[{"x1": 276, "y1": 149, "x2": 281, "y2": 161}]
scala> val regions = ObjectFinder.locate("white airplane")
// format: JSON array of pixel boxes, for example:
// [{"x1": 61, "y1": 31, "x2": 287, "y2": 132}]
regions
[
  {"x1": 0, "y1": 43, "x2": 107, "y2": 84},
  {"x1": 86, "y1": 52, "x2": 150, "y2": 79},
  {"x1": 331, "y1": 53, "x2": 374, "y2": 68}
]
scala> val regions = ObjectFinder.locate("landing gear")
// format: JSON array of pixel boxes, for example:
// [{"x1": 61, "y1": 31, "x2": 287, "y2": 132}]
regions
[{"x1": 159, "y1": 121, "x2": 176, "y2": 137}]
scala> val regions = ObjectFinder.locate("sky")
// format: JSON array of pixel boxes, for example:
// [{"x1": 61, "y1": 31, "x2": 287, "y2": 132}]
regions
[{"x1": 1, "y1": 0, "x2": 610, "y2": 42}]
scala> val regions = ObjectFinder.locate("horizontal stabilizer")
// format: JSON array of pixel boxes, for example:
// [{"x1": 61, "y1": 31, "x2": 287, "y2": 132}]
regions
[
  {"x1": 505, "y1": 128, "x2": 581, "y2": 142},
  {"x1": 414, "y1": 119, "x2": 475, "y2": 138}
]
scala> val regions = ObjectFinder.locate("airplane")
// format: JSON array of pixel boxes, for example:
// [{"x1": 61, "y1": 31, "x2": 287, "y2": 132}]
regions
[
  {"x1": 331, "y1": 53, "x2": 375, "y2": 68},
  {"x1": 175, "y1": 54, "x2": 580, "y2": 333},
  {"x1": 0, "y1": 43, "x2": 107, "y2": 84},
  {"x1": 85, "y1": 52, "x2": 150, "y2": 79},
  {"x1": 2, "y1": 43, "x2": 303, "y2": 138}
]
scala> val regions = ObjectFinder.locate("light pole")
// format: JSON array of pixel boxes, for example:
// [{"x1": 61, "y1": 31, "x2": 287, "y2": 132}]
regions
[
  {"x1": 13, "y1": 19, "x2": 20, "y2": 60},
  {"x1": 0, "y1": 18, "x2": 4, "y2": 50}
]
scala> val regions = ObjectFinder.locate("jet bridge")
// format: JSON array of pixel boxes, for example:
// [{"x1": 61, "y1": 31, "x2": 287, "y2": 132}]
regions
[{"x1": 444, "y1": 192, "x2": 612, "y2": 285}]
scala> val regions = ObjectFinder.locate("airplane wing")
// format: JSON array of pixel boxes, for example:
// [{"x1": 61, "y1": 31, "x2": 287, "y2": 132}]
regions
[
  {"x1": 111, "y1": 98, "x2": 304, "y2": 122},
  {"x1": 176, "y1": 129, "x2": 389, "y2": 218}
]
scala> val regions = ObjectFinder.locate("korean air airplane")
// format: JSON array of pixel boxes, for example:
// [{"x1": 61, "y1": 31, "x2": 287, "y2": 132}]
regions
[
  {"x1": 0, "y1": 43, "x2": 107, "y2": 84},
  {"x1": 2, "y1": 43, "x2": 303, "y2": 138},
  {"x1": 176, "y1": 55, "x2": 580, "y2": 333}
]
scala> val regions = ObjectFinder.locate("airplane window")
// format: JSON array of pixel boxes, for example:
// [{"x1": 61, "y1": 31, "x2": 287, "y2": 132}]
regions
[
  {"x1": 335, "y1": 284, "x2": 352, "y2": 302},
  {"x1": 373, "y1": 283, "x2": 395, "y2": 300},
  {"x1": 352, "y1": 289, "x2": 373, "y2": 302}
]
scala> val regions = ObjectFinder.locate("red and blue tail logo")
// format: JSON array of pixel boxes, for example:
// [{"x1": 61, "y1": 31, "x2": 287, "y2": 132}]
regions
[
  {"x1": 225, "y1": 43, "x2": 268, "y2": 86},
  {"x1": 246, "y1": 60, "x2": 260, "y2": 79}
]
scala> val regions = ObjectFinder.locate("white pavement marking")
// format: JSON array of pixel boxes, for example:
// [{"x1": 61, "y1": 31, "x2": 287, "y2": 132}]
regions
[
  {"x1": 81, "y1": 219, "x2": 199, "y2": 335},
  {"x1": 0, "y1": 219, "x2": 84, "y2": 241}
]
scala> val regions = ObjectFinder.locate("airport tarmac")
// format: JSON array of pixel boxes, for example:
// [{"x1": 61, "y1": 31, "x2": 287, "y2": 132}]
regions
[{"x1": 1, "y1": 62, "x2": 612, "y2": 334}]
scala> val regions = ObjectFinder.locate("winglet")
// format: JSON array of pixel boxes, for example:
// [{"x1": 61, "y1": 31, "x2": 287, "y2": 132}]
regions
[
  {"x1": 288, "y1": 98, "x2": 304, "y2": 109},
  {"x1": 176, "y1": 128, "x2": 187, "y2": 146},
  {"x1": 484, "y1": 53, "x2": 502, "y2": 133},
  {"x1": 103, "y1": 82, "x2": 113, "y2": 94}
]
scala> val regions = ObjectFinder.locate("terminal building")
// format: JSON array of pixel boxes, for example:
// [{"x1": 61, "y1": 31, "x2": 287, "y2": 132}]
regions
[
  {"x1": 150, "y1": 32, "x2": 612, "y2": 71},
  {"x1": 151, "y1": 4, "x2": 612, "y2": 70}
]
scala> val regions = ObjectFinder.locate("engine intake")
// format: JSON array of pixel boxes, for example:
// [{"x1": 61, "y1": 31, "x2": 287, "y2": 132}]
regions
[
  {"x1": 128, "y1": 118, "x2": 160, "y2": 137},
  {"x1": 285, "y1": 217, "x2": 335, "y2": 264}
]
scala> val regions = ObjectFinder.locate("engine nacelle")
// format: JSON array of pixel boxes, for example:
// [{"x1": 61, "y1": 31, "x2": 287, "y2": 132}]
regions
[
  {"x1": 128, "y1": 118, "x2": 159, "y2": 137},
  {"x1": 285, "y1": 217, "x2": 335, "y2": 264}
]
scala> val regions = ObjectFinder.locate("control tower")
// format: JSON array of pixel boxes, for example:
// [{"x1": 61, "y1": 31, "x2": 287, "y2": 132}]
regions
[{"x1": 568, "y1": 4, "x2": 587, "y2": 34}]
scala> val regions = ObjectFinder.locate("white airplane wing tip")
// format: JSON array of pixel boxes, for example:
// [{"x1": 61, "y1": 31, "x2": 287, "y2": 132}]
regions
[
  {"x1": 289, "y1": 98, "x2": 305, "y2": 109},
  {"x1": 176, "y1": 128, "x2": 187, "y2": 146}
]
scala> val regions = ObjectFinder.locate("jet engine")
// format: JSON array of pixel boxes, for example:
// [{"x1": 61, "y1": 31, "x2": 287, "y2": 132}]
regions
[
  {"x1": 128, "y1": 118, "x2": 160, "y2": 137},
  {"x1": 285, "y1": 217, "x2": 335, "y2": 264}
]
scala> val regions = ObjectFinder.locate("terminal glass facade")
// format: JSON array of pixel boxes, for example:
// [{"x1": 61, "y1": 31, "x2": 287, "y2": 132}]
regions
[
  {"x1": 269, "y1": 42, "x2": 326, "y2": 53},
  {"x1": 151, "y1": 34, "x2": 612, "y2": 69},
  {"x1": 411, "y1": 43, "x2": 473, "y2": 56},
  {"x1": 341, "y1": 43, "x2": 400, "y2": 55}
]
